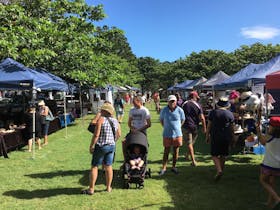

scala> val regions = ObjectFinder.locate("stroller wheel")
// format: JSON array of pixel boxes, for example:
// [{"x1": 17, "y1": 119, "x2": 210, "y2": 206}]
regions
[
  {"x1": 138, "y1": 183, "x2": 144, "y2": 189},
  {"x1": 123, "y1": 181, "x2": 130, "y2": 189},
  {"x1": 148, "y1": 168, "x2": 152, "y2": 178}
]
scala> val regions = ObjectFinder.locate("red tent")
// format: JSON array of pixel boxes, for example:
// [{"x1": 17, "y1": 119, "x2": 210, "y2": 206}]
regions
[
  {"x1": 266, "y1": 70, "x2": 280, "y2": 89},
  {"x1": 266, "y1": 70, "x2": 280, "y2": 116}
]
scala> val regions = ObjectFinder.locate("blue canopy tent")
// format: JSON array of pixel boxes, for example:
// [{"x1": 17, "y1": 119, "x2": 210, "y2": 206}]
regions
[
  {"x1": 214, "y1": 54, "x2": 280, "y2": 90},
  {"x1": 0, "y1": 58, "x2": 69, "y2": 92},
  {"x1": 183, "y1": 77, "x2": 207, "y2": 90},
  {"x1": 0, "y1": 58, "x2": 72, "y2": 147},
  {"x1": 167, "y1": 80, "x2": 193, "y2": 91},
  {"x1": 195, "y1": 71, "x2": 230, "y2": 90},
  {"x1": 34, "y1": 68, "x2": 70, "y2": 92}
]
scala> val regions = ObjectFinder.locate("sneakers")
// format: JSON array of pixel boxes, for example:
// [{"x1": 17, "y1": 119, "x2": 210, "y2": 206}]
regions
[
  {"x1": 171, "y1": 168, "x2": 179, "y2": 174},
  {"x1": 159, "y1": 168, "x2": 179, "y2": 175},
  {"x1": 158, "y1": 169, "x2": 166, "y2": 176}
]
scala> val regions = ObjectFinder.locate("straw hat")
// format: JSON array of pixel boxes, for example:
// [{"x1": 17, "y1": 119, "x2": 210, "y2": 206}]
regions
[
  {"x1": 101, "y1": 103, "x2": 115, "y2": 115},
  {"x1": 38, "y1": 100, "x2": 45, "y2": 106},
  {"x1": 243, "y1": 113, "x2": 254, "y2": 119}
]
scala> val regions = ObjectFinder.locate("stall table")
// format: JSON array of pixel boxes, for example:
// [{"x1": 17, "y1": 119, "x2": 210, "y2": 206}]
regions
[
  {"x1": 58, "y1": 113, "x2": 75, "y2": 127},
  {"x1": 48, "y1": 117, "x2": 61, "y2": 134},
  {"x1": 0, "y1": 129, "x2": 26, "y2": 158}
]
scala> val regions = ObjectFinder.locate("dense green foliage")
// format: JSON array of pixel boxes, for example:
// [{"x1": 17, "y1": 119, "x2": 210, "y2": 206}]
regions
[
  {"x1": 0, "y1": 0, "x2": 139, "y2": 87},
  {"x1": 0, "y1": 1, "x2": 280, "y2": 91}
]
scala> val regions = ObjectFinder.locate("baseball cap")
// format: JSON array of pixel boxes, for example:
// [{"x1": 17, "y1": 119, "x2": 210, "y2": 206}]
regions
[
  {"x1": 189, "y1": 91, "x2": 200, "y2": 99},
  {"x1": 167, "y1": 95, "x2": 177, "y2": 102}
]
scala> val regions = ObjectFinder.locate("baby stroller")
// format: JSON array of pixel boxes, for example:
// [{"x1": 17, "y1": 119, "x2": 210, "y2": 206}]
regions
[{"x1": 122, "y1": 131, "x2": 151, "y2": 189}]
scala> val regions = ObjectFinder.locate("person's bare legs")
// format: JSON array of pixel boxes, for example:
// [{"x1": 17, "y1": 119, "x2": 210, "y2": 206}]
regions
[
  {"x1": 220, "y1": 156, "x2": 226, "y2": 171},
  {"x1": 122, "y1": 140, "x2": 127, "y2": 161},
  {"x1": 162, "y1": 147, "x2": 170, "y2": 171},
  {"x1": 188, "y1": 143, "x2": 196, "y2": 166},
  {"x1": 43, "y1": 135, "x2": 48, "y2": 146},
  {"x1": 28, "y1": 139, "x2": 32, "y2": 152},
  {"x1": 260, "y1": 173, "x2": 280, "y2": 208},
  {"x1": 172, "y1": 146, "x2": 179, "y2": 169},
  {"x1": 36, "y1": 138, "x2": 42, "y2": 150},
  {"x1": 89, "y1": 166, "x2": 98, "y2": 194},
  {"x1": 212, "y1": 156, "x2": 223, "y2": 180},
  {"x1": 104, "y1": 165, "x2": 113, "y2": 192}
]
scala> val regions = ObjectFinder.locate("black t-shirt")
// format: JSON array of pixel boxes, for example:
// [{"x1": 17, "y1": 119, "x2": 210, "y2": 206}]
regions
[
  {"x1": 24, "y1": 112, "x2": 42, "y2": 134},
  {"x1": 182, "y1": 100, "x2": 202, "y2": 129},
  {"x1": 208, "y1": 108, "x2": 234, "y2": 139}
]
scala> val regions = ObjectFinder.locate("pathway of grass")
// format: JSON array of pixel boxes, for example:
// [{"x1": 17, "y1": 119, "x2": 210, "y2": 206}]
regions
[{"x1": 0, "y1": 102, "x2": 275, "y2": 210}]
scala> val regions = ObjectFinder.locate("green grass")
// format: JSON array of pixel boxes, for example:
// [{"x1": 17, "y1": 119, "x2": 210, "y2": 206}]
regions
[{"x1": 0, "y1": 102, "x2": 276, "y2": 210}]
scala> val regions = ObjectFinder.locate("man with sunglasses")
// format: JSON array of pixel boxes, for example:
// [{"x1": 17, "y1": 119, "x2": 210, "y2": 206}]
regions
[{"x1": 159, "y1": 95, "x2": 185, "y2": 175}]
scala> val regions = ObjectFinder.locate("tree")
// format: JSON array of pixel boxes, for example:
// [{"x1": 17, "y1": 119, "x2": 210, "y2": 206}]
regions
[{"x1": 0, "y1": 0, "x2": 137, "y2": 87}]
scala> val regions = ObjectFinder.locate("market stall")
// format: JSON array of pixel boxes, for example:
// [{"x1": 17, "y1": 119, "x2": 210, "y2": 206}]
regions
[
  {"x1": 266, "y1": 70, "x2": 280, "y2": 116},
  {"x1": 0, "y1": 58, "x2": 71, "y2": 157}
]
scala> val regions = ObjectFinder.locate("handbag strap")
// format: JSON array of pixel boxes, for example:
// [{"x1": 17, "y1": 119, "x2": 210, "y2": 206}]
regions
[
  {"x1": 106, "y1": 117, "x2": 116, "y2": 140},
  {"x1": 48, "y1": 109, "x2": 54, "y2": 118}
]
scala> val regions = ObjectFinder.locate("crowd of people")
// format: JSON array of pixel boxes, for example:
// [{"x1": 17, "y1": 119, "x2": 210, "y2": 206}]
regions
[{"x1": 81, "y1": 90, "x2": 280, "y2": 210}]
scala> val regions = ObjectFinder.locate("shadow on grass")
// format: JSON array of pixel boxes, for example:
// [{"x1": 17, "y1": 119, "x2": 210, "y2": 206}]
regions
[
  {"x1": 153, "y1": 164, "x2": 267, "y2": 210},
  {"x1": 25, "y1": 170, "x2": 87, "y2": 179},
  {"x1": 3, "y1": 187, "x2": 83, "y2": 199},
  {"x1": 25, "y1": 169, "x2": 125, "y2": 191}
]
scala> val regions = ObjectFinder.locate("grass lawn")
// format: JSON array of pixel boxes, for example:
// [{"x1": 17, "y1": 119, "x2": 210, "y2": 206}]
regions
[{"x1": 0, "y1": 102, "x2": 276, "y2": 210}]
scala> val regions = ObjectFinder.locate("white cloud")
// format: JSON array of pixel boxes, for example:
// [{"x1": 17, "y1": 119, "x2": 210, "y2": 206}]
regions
[{"x1": 241, "y1": 26, "x2": 280, "y2": 40}]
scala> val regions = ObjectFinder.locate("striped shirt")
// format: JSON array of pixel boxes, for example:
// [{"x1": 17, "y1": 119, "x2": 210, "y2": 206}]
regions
[{"x1": 97, "y1": 117, "x2": 118, "y2": 146}]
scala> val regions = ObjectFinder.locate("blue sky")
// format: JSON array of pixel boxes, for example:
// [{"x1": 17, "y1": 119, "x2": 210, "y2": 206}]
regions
[{"x1": 86, "y1": 0, "x2": 280, "y2": 62}]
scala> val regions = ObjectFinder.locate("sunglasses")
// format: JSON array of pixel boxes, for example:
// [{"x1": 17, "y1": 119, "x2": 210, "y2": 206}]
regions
[{"x1": 169, "y1": 100, "x2": 176, "y2": 103}]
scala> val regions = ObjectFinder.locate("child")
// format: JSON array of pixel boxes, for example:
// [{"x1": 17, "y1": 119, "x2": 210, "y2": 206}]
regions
[
  {"x1": 257, "y1": 116, "x2": 280, "y2": 209},
  {"x1": 129, "y1": 145, "x2": 144, "y2": 170}
]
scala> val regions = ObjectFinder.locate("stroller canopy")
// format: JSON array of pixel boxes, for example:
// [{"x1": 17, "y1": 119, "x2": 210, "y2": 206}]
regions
[{"x1": 126, "y1": 131, "x2": 148, "y2": 153}]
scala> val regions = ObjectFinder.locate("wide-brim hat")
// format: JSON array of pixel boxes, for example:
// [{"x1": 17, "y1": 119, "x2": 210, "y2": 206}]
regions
[
  {"x1": 101, "y1": 103, "x2": 115, "y2": 115},
  {"x1": 234, "y1": 124, "x2": 243, "y2": 134},
  {"x1": 38, "y1": 100, "x2": 45, "y2": 106},
  {"x1": 243, "y1": 113, "x2": 254, "y2": 119},
  {"x1": 240, "y1": 91, "x2": 252, "y2": 101},
  {"x1": 216, "y1": 97, "x2": 230, "y2": 108}
]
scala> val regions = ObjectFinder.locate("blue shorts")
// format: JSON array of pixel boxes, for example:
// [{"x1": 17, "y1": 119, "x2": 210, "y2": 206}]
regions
[
  {"x1": 42, "y1": 121, "x2": 50, "y2": 136},
  {"x1": 91, "y1": 144, "x2": 115, "y2": 167}
]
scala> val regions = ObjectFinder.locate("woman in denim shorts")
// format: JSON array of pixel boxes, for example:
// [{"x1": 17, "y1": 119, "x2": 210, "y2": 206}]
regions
[{"x1": 82, "y1": 103, "x2": 121, "y2": 195}]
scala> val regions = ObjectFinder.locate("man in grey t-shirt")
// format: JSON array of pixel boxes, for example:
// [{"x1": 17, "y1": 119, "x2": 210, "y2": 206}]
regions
[{"x1": 122, "y1": 96, "x2": 151, "y2": 159}]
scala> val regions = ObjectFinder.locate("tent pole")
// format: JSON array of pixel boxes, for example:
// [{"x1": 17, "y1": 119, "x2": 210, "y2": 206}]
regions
[
  {"x1": 64, "y1": 92, "x2": 67, "y2": 138},
  {"x1": 212, "y1": 87, "x2": 215, "y2": 109},
  {"x1": 32, "y1": 108, "x2": 35, "y2": 159},
  {"x1": 31, "y1": 87, "x2": 37, "y2": 159}
]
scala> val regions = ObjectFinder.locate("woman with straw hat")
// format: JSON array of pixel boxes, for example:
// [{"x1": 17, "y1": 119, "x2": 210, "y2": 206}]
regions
[
  {"x1": 82, "y1": 103, "x2": 121, "y2": 195},
  {"x1": 206, "y1": 97, "x2": 234, "y2": 181},
  {"x1": 38, "y1": 100, "x2": 50, "y2": 146}
]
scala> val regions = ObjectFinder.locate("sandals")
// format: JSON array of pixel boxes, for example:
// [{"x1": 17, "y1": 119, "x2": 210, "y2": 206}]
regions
[{"x1": 81, "y1": 189, "x2": 94, "y2": 195}]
